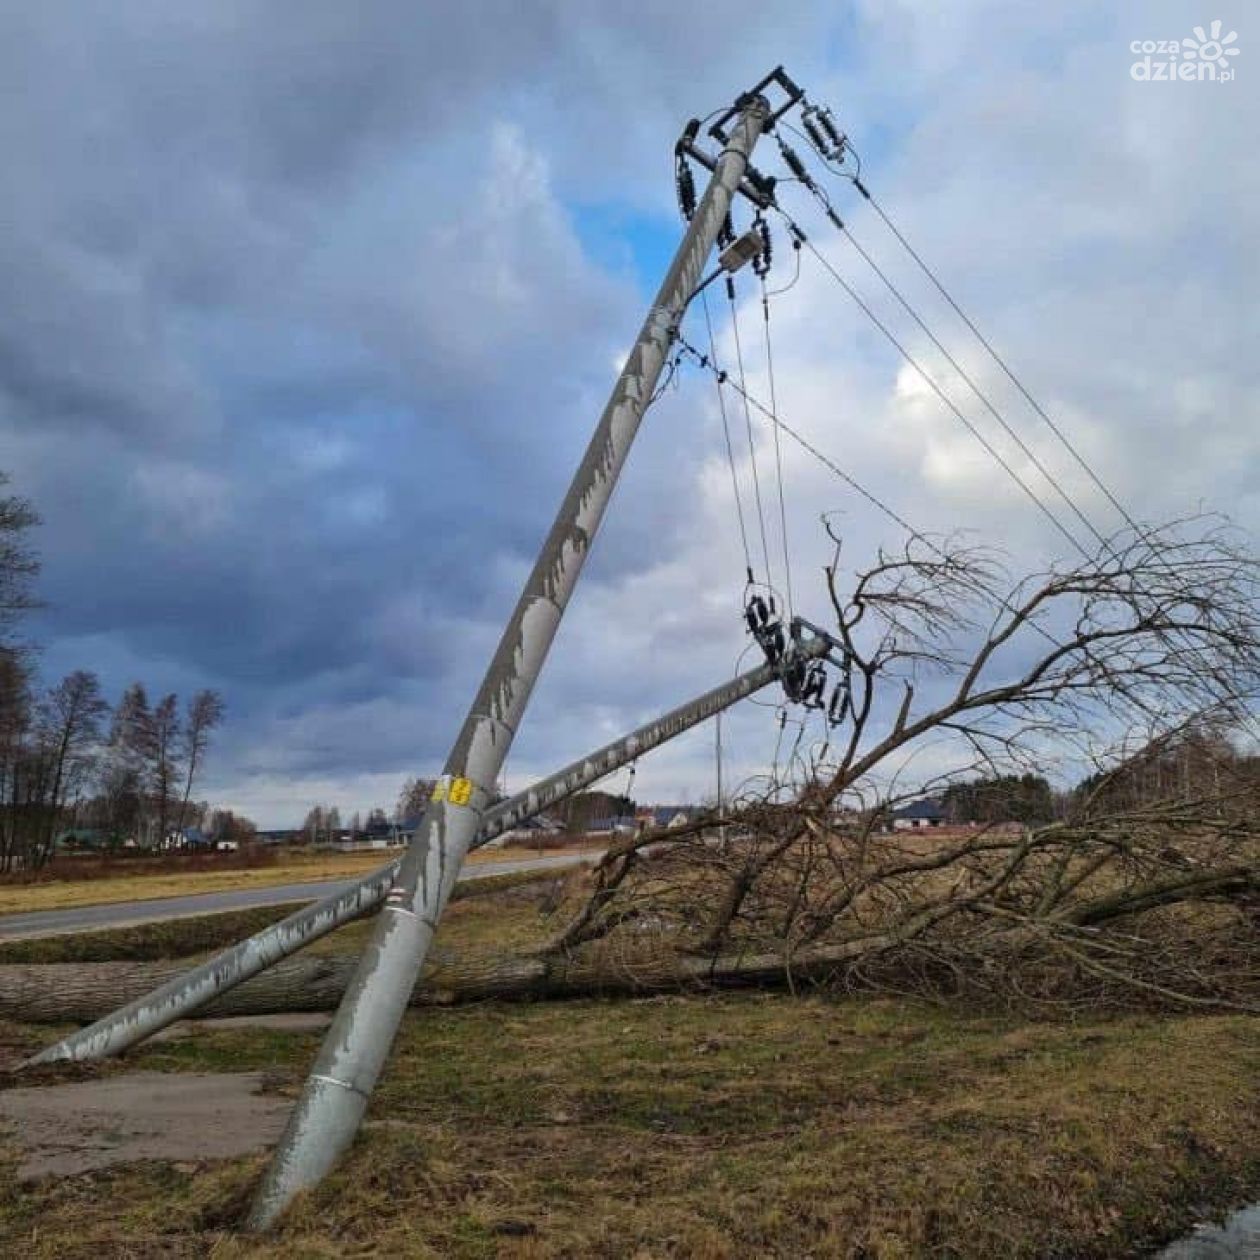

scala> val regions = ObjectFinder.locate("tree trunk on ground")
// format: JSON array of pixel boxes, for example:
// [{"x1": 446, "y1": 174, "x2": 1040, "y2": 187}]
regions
[{"x1": 0, "y1": 937, "x2": 892, "y2": 1027}]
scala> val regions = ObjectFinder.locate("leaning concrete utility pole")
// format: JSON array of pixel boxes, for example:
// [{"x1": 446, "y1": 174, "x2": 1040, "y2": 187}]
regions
[
  {"x1": 30, "y1": 630, "x2": 828, "y2": 1067},
  {"x1": 246, "y1": 95, "x2": 772, "y2": 1229}
]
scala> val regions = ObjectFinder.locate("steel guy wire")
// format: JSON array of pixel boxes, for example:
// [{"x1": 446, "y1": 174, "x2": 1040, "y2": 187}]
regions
[
  {"x1": 700, "y1": 288, "x2": 754, "y2": 582},
  {"x1": 674, "y1": 331, "x2": 930, "y2": 549},
  {"x1": 727, "y1": 283, "x2": 777, "y2": 591}
]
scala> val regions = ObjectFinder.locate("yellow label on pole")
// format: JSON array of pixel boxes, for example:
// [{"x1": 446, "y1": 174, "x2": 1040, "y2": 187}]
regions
[
  {"x1": 430, "y1": 780, "x2": 448, "y2": 802},
  {"x1": 448, "y1": 777, "x2": 473, "y2": 806}
]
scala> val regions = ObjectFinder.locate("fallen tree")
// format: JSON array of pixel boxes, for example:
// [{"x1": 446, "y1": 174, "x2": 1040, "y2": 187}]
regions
[
  {"x1": 4, "y1": 856, "x2": 1257, "y2": 1027},
  {"x1": 529, "y1": 520, "x2": 1260, "y2": 1013},
  {"x1": 8, "y1": 519, "x2": 1259, "y2": 1034},
  {"x1": 0, "y1": 935, "x2": 898, "y2": 1024}
]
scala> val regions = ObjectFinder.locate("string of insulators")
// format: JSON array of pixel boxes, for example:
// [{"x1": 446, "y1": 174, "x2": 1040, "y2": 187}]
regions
[
  {"x1": 818, "y1": 108, "x2": 846, "y2": 160},
  {"x1": 675, "y1": 154, "x2": 697, "y2": 221},
  {"x1": 674, "y1": 119, "x2": 700, "y2": 221},
  {"x1": 827, "y1": 677, "x2": 850, "y2": 726},
  {"x1": 778, "y1": 137, "x2": 811, "y2": 183},
  {"x1": 744, "y1": 164, "x2": 778, "y2": 203},
  {"x1": 752, "y1": 215, "x2": 772, "y2": 279},
  {"x1": 721, "y1": 208, "x2": 739, "y2": 300},
  {"x1": 801, "y1": 103, "x2": 847, "y2": 165},
  {"x1": 787, "y1": 221, "x2": 806, "y2": 250},
  {"x1": 745, "y1": 593, "x2": 785, "y2": 666},
  {"x1": 803, "y1": 111, "x2": 829, "y2": 156},
  {"x1": 779, "y1": 133, "x2": 844, "y2": 231}
]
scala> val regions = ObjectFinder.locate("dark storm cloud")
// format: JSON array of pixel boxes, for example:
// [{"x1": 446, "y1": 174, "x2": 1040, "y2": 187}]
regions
[
  {"x1": 0, "y1": 1, "x2": 821, "y2": 819},
  {"x1": 8, "y1": 2, "x2": 1252, "y2": 824}
]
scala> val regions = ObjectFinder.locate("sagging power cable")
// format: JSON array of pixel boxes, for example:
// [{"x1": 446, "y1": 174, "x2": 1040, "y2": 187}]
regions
[
  {"x1": 756, "y1": 217, "x2": 795, "y2": 619},
  {"x1": 699, "y1": 289, "x2": 754, "y2": 582},
  {"x1": 727, "y1": 278, "x2": 777, "y2": 592}
]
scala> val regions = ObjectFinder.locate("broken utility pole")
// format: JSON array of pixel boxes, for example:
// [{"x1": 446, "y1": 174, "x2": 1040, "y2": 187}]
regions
[
  {"x1": 246, "y1": 88, "x2": 781, "y2": 1229},
  {"x1": 30, "y1": 627, "x2": 828, "y2": 1067}
]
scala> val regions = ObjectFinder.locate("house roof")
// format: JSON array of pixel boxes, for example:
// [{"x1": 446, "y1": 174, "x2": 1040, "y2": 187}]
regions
[
  {"x1": 891, "y1": 798, "x2": 946, "y2": 820},
  {"x1": 651, "y1": 806, "x2": 688, "y2": 826},
  {"x1": 55, "y1": 827, "x2": 110, "y2": 847}
]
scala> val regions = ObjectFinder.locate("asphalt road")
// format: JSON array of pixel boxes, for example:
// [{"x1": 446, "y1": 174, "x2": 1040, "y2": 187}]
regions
[{"x1": 0, "y1": 851, "x2": 600, "y2": 941}]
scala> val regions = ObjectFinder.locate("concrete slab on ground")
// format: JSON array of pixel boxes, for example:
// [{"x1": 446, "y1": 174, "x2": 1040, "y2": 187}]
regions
[{"x1": 0, "y1": 1070, "x2": 292, "y2": 1179}]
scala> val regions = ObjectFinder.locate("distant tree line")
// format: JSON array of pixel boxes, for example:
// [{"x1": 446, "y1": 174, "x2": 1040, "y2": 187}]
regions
[
  {"x1": 1071, "y1": 725, "x2": 1258, "y2": 813},
  {"x1": 300, "y1": 804, "x2": 392, "y2": 843},
  {"x1": 0, "y1": 472, "x2": 227, "y2": 870},
  {"x1": 297, "y1": 778, "x2": 641, "y2": 847},
  {"x1": 937, "y1": 731, "x2": 1260, "y2": 830},
  {"x1": 941, "y1": 774, "x2": 1055, "y2": 825}
]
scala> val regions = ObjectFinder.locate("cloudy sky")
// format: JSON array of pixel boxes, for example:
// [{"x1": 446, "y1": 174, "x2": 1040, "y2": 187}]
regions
[{"x1": 3, "y1": 2, "x2": 1256, "y2": 825}]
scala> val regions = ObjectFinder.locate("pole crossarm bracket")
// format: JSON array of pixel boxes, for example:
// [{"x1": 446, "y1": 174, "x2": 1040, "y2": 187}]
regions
[{"x1": 708, "y1": 66, "x2": 803, "y2": 142}]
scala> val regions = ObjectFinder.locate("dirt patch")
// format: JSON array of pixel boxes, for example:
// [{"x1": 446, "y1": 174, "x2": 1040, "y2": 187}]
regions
[{"x1": 0, "y1": 1070, "x2": 291, "y2": 1179}]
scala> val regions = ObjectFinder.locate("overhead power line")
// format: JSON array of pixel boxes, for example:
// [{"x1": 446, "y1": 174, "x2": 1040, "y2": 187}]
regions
[
  {"x1": 861, "y1": 192, "x2": 1149, "y2": 542},
  {"x1": 727, "y1": 283, "x2": 777, "y2": 592},
  {"x1": 700, "y1": 289, "x2": 754, "y2": 581},
  {"x1": 779, "y1": 212, "x2": 1094, "y2": 561},
  {"x1": 780, "y1": 114, "x2": 1259, "y2": 741},
  {"x1": 760, "y1": 271, "x2": 795, "y2": 617}
]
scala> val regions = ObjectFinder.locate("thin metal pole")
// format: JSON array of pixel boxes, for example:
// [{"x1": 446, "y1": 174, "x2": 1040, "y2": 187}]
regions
[
  {"x1": 247, "y1": 99, "x2": 769, "y2": 1230},
  {"x1": 27, "y1": 641, "x2": 825, "y2": 1067},
  {"x1": 716, "y1": 709, "x2": 727, "y2": 847},
  {"x1": 716, "y1": 709, "x2": 723, "y2": 814}
]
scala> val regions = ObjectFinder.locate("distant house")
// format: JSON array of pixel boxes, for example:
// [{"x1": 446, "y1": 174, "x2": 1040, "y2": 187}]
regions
[
  {"x1": 588, "y1": 815, "x2": 638, "y2": 836},
  {"x1": 652, "y1": 806, "x2": 691, "y2": 829},
  {"x1": 322, "y1": 817, "x2": 406, "y2": 852},
  {"x1": 395, "y1": 816, "x2": 422, "y2": 846},
  {"x1": 157, "y1": 825, "x2": 210, "y2": 851},
  {"x1": 256, "y1": 829, "x2": 302, "y2": 846},
  {"x1": 54, "y1": 827, "x2": 112, "y2": 854},
  {"x1": 890, "y1": 799, "x2": 947, "y2": 830}
]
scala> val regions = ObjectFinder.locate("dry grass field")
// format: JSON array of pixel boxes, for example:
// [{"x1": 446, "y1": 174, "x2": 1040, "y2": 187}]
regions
[{"x1": 0, "y1": 881, "x2": 1257, "y2": 1257}]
